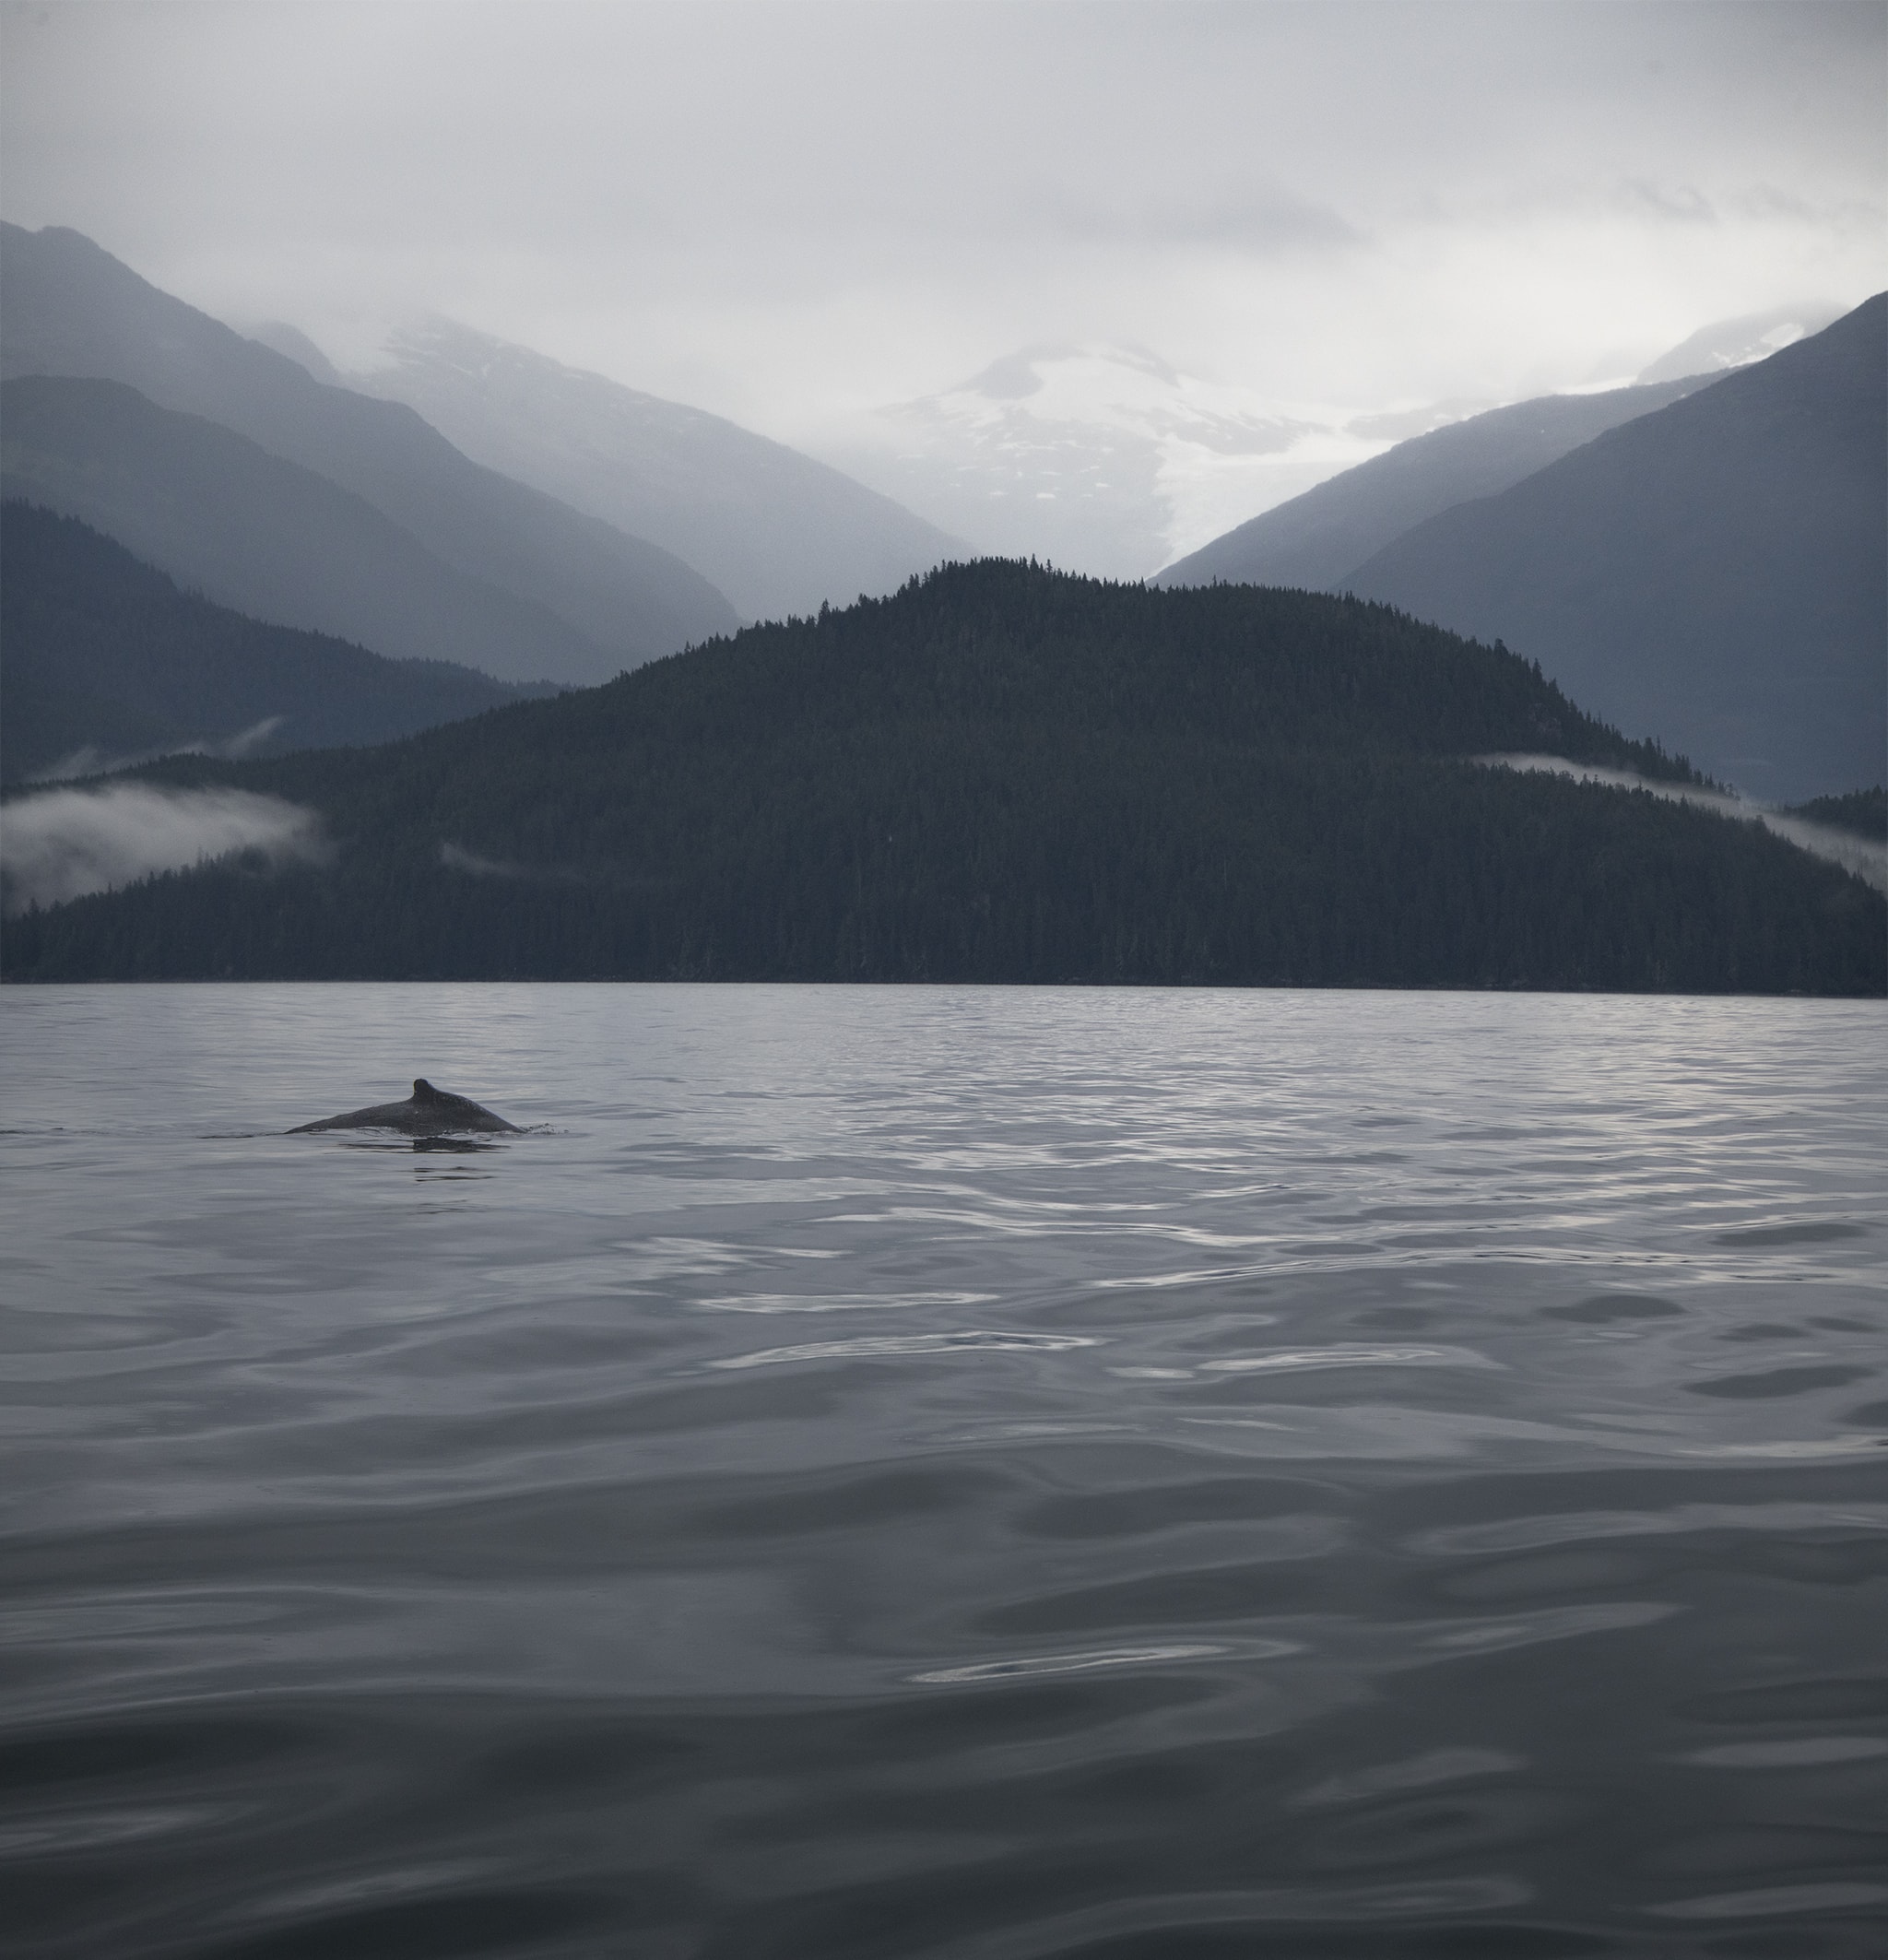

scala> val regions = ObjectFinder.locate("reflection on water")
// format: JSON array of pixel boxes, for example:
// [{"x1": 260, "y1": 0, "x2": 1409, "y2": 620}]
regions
[{"x1": 2, "y1": 984, "x2": 1884, "y2": 1957}]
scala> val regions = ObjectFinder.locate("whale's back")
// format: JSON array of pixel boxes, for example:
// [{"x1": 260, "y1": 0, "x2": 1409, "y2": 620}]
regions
[{"x1": 290, "y1": 1080, "x2": 521, "y2": 1135}]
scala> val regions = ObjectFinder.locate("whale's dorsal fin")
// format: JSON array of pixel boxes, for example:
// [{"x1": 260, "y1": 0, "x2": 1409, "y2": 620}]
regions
[{"x1": 413, "y1": 1079, "x2": 439, "y2": 1102}]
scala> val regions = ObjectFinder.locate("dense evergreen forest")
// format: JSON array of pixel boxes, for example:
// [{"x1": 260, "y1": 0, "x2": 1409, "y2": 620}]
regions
[
  {"x1": 6, "y1": 561, "x2": 1882, "y2": 991},
  {"x1": 1788, "y1": 786, "x2": 1887, "y2": 842},
  {"x1": 0, "y1": 502, "x2": 549, "y2": 785}
]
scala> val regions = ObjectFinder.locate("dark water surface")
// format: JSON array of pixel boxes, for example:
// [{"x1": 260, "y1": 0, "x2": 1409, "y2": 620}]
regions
[{"x1": 2, "y1": 984, "x2": 1884, "y2": 1959}]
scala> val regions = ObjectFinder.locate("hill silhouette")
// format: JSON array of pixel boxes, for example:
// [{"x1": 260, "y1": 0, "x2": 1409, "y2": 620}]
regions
[{"x1": 6, "y1": 563, "x2": 1879, "y2": 992}]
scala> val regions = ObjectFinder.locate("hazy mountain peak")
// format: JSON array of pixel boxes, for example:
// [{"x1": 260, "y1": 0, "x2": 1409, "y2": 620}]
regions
[
  {"x1": 831, "y1": 342, "x2": 1383, "y2": 577},
  {"x1": 919, "y1": 342, "x2": 1290, "y2": 441},
  {"x1": 245, "y1": 320, "x2": 343, "y2": 385},
  {"x1": 959, "y1": 341, "x2": 1183, "y2": 404},
  {"x1": 0, "y1": 220, "x2": 739, "y2": 678},
  {"x1": 1636, "y1": 301, "x2": 1847, "y2": 384},
  {"x1": 373, "y1": 315, "x2": 713, "y2": 427},
  {"x1": 345, "y1": 315, "x2": 962, "y2": 622},
  {"x1": 963, "y1": 348, "x2": 1052, "y2": 401}
]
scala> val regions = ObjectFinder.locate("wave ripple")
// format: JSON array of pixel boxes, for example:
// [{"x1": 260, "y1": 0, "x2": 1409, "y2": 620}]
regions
[{"x1": 3, "y1": 985, "x2": 1884, "y2": 1956}]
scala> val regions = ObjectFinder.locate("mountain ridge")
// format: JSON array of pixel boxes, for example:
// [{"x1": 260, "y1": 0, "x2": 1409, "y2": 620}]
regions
[
  {"x1": 338, "y1": 317, "x2": 966, "y2": 625},
  {"x1": 1341, "y1": 293, "x2": 1887, "y2": 802},
  {"x1": 1155, "y1": 373, "x2": 1718, "y2": 594},
  {"x1": 0, "y1": 222, "x2": 738, "y2": 677},
  {"x1": 1, "y1": 375, "x2": 611, "y2": 687}
]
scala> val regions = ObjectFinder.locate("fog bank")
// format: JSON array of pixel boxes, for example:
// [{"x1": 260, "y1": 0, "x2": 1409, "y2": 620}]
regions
[{"x1": 1, "y1": 784, "x2": 324, "y2": 914}]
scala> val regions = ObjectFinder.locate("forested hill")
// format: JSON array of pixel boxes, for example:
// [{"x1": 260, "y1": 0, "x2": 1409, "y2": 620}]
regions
[{"x1": 6, "y1": 561, "x2": 1882, "y2": 992}]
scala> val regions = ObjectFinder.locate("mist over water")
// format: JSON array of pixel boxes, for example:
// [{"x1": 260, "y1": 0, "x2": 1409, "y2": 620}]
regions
[{"x1": 3, "y1": 984, "x2": 1884, "y2": 1957}]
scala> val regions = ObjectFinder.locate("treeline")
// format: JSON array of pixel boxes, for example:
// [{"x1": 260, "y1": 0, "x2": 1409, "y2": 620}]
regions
[
  {"x1": 1788, "y1": 786, "x2": 1887, "y2": 842},
  {"x1": 6, "y1": 561, "x2": 1882, "y2": 992}
]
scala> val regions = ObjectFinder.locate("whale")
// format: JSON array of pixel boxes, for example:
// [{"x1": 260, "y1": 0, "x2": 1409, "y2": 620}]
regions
[{"x1": 289, "y1": 1079, "x2": 522, "y2": 1136}]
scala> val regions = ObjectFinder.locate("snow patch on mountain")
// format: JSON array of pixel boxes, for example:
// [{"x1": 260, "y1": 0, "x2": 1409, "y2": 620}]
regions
[{"x1": 820, "y1": 342, "x2": 1455, "y2": 579}]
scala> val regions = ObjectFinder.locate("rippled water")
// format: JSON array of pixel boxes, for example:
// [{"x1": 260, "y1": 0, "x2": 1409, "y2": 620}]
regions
[{"x1": 3, "y1": 983, "x2": 1885, "y2": 1959}]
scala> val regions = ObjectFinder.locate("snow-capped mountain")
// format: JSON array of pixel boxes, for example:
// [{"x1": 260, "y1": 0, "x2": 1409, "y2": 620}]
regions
[
  {"x1": 820, "y1": 302, "x2": 1858, "y2": 583},
  {"x1": 820, "y1": 342, "x2": 1402, "y2": 581}
]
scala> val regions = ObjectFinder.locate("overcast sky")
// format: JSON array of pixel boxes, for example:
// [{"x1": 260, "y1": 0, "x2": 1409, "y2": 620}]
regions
[{"x1": 3, "y1": 0, "x2": 1882, "y2": 442}]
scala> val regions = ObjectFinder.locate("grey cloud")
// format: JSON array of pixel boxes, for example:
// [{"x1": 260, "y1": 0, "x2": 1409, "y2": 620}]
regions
[
  {"x1": 1047, "y1": 188, "x2": 1364, "y2": 254},
  {"x1": 1, "y1": 784, "x2": 324, "y2": 914},
  {"x1": 1612, "y1": 180, "x2": 1719, "y2": 225},
  {"x1": 2, "y1": 1, "x2": 1880, "y2": 471}
]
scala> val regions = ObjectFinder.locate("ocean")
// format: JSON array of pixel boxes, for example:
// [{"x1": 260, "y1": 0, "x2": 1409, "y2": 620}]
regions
[{"x1": 3, "y1": 983, "x2": 1884, "y2": 1957}]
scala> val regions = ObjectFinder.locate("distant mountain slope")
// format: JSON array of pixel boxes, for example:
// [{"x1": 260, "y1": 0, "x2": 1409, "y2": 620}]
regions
[
  {"x1": 1, "y1": 376, "x2": 609, "y2": 686},
  {"x1": 0, "y1": 223, "x2": 738, "y2": 678},
  {"x1": 1155, "y1": 374, "x2": 1715, "y2": 594},
  {"x1": 1636, "y1": 301, "x2": 1846, "y2": 384},
  {"x1": 1343, "y1": 295, "x2": 1887, "y2": 804},
  {"x1": 7, "y1": 563, "x2": 1879, "y2": 994},
  {"x1": 337, "y1": 319, "x2": 963, "y2": 624},
  {"x1": 1, "y1": 502, "x2": 545, "y2": 784}
]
